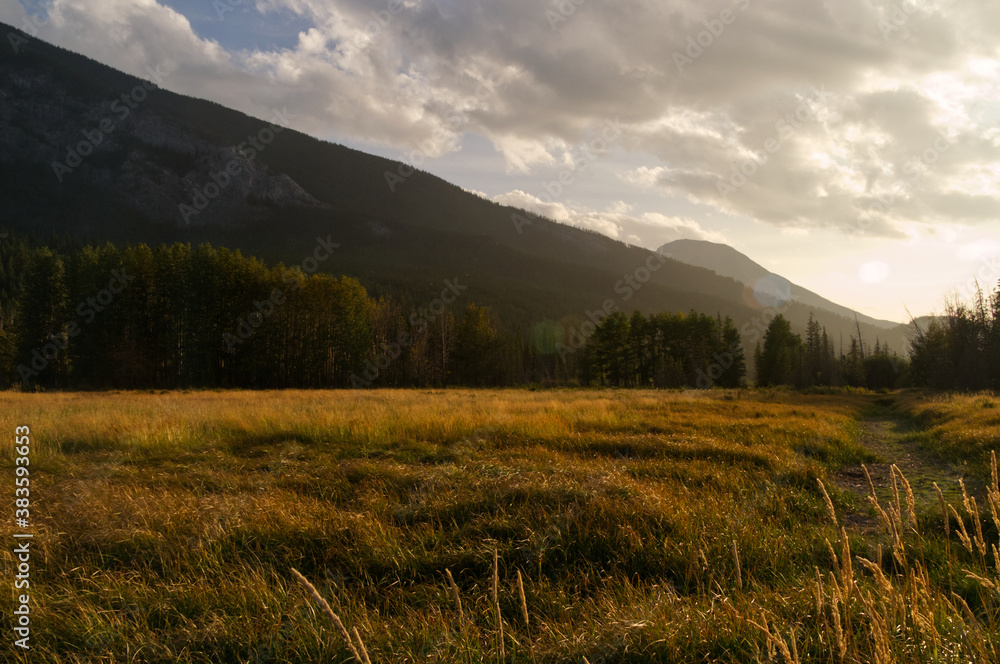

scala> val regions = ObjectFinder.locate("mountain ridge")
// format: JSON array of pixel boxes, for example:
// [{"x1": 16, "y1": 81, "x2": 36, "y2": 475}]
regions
[
  {"x1": 0, "y1": 21, "x2": 914, "y2": 356},
  {"x1": 658, "y1": 239, "x2": 902, "y2": 329}
]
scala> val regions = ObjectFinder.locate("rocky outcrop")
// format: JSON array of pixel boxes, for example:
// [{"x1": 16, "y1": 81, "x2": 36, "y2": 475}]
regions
[{"x1": 0, "y1": 61, "x2": 322, "y2": 228}]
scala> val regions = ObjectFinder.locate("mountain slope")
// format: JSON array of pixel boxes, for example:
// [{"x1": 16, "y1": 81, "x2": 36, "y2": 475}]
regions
[
  {"x1": 659, "y1": 239, "x2": 900, "y2": 330},
  {"x1": 659, "y1": 240, "x2": 772, "y2": 289},
  {"x1": 0, "y1": 22, "x2": 913, "y2": 355}
]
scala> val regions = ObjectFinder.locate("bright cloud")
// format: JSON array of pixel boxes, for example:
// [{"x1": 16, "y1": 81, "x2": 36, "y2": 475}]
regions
[{"x1": 9, "y1": 0, "x2": 1000, "y2": 318}]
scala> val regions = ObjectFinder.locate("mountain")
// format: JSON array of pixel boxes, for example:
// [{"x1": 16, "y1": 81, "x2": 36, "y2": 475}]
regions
[
  {"x1": 0, "y1": 22, "x2": 915, "y2": 357},
  {"x1": 659, "y1": 239, "x2": 917, "y2": 353},
  {"x1": 659, "y1": 239, "x2": 900, "y2": 330}
]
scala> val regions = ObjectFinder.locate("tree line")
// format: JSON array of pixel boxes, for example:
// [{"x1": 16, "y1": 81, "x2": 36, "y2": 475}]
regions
[
  {"x1": 0, "y1": 239, "x2": 539, "y2": 389},
  {"x1": 908, "y1": 286, "x2": 1000, "y2": 391},
  {"x1": 0, "y1": 236, "x2": 996, "y2": 391},
  {"x1": 574, "y1": 310, "x2": 746, "y2": 388},
  {"x1": 753, "y1": 279, "x2": 1000, "y2": 392},
  {"x1": 0, "y1": 239, "x2": 748, "y2": 389},
  {"x1": 754, "y1": 313, "x2": 909, "y2": 390}
]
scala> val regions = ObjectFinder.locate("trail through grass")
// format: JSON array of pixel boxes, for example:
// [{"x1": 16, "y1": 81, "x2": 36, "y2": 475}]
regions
[{"x1": 835, "y1": 408, "x2": 971, "y2": 531}]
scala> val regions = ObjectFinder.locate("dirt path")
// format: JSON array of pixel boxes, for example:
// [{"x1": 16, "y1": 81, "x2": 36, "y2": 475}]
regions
[{"x1": 835, "y1": 417, "x2": 972, "y2": 532}]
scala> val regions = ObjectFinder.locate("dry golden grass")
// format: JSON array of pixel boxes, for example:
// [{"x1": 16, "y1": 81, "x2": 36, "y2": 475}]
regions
[
  {"x1": 896, "y1": 390, "x2": 1000, "y2": 478},
  {"x1": 0, "y1": 388, "x2": 996, "y2": 662}
]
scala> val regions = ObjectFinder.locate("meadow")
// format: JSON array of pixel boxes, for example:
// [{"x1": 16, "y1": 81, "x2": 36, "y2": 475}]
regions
[{"x1": 2, "y1": 388, "x2": 1000, "y2": 663}]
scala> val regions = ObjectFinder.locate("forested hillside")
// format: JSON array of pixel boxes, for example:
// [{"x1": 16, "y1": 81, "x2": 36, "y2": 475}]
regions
[
  {"x1": 0, "y1": 21, "x2": 908, "y2": 358},
  {"x1": 2, "y1": 235, "x2": 993, "y2": 390},
  {"x1": 0, "y1": 236, "x2": 749, "y2": 389}
]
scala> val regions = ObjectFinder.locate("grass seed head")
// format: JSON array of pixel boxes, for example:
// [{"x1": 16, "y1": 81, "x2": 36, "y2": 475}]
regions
[
  {"x1": 517, "y1": 570, "x2": 529, "y2": 627},
  {"x1": 291, "y1": 568, "x2": 364, "y2": 663},
  {"x1": 732, "y1": 539, "x2": 743, "y2": 591},
  {"x1": 934, "y1": 482, "x2": 949, "y2": 537},
  {"x1": 818, "y1": 479, "x2": 839, "y2": 529},
  {"x1": 445, "y1": 568, "x2": 464, "y2": 626},
  {"x1": 352, "y1": 626, "x2": 373, "y2": 664}
]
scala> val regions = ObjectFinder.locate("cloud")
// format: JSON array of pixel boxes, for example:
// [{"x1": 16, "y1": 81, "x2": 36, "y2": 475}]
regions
[
  {"x1": 491, "y1": 135, "x2": 560, "y2": 173},
  {"x1": 461, "y1": 187, "x2": 491, "y2": 199},
  {"x1": 957, "y1": 238, "x2": 1000, "y2": 262},
  {"x1": 492, "y1": 189, "x2": 573, "y2": 224},
  {"x1": 620, "y1": 166, "x2": 667, "y2": 189},
  {"x1": 633, "y1": 212, "x2": 726, "y2": 241},
  {"x1": 491, "y1": 191, "x2": 725, "y2": 244},
  {"x1": 16, "y1": 0, "x2": 1000, "y2": 241}
]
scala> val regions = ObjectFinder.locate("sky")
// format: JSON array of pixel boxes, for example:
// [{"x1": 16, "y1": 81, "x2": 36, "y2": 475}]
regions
[{"x1": 4, "y1": 0, "x2": 1000, "y2": 323}]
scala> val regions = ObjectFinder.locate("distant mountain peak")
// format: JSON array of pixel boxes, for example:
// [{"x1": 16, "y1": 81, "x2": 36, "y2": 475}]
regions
[
  {"x1": 658, "y1": 239, "x2": 772, "y2": 288},
  {"x1": 658, "y1": 238, "x2": 901, "y2": 330}
]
